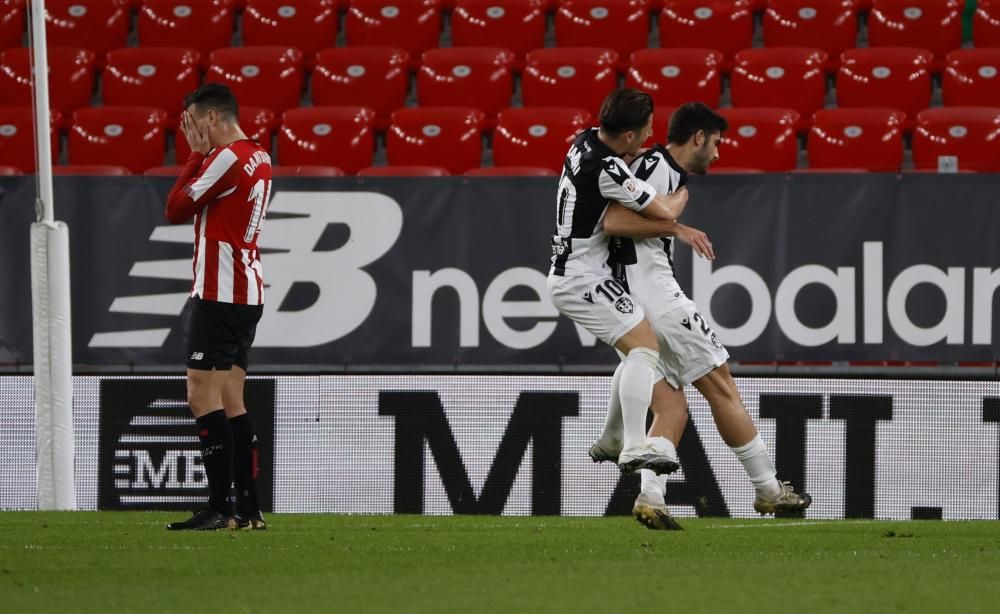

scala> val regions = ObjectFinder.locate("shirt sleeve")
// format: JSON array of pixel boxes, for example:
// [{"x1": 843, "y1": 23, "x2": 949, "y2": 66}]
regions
[
  {"x1": 164, "y1": 148, "x2": 241, "y2": 224},
  {"x1": 598, "y1": 156, "x2": 657, "y2": 211}
]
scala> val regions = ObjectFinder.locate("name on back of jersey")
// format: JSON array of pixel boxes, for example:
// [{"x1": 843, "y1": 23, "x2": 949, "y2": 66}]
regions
[{"x1": 243, "y1": 150, "x2": 272, "y2": 176}]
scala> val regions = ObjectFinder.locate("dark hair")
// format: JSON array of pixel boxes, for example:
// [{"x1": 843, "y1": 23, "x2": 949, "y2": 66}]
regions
[
  {"x1": 183, "y1": 83, "x2": 239, "y2": 119},
  {"x1": 667, "y1": 102, "x2": 728, "y2": 145},
  {"x1": 599, "y1": 88, "x2": 654, "y2": 137}
]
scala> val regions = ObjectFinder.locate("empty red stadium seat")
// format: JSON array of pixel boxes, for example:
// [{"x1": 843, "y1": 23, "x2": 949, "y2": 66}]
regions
[
  {"x1": 205, "y1": 47, "x2": 304, "y2": 115},
  {"x1": 730, "y1": 48, "x2": 828, "y2": 125},
  {"x1": 174, "y1": 105, "x2": 276, "y2": 163},
  {"x1": 271, "y1": 165, "x2": 344, "y2": 176},
  {"x1": 451, "y1": 0, "x2": 546, "y2": 62},
  {"x1": 942, "y1": 49, "x2": 1000, "y2": 108},
  {"x1": 868, "y1": 0, "x2": 962, "y2": 65},
  {"x1": 418, "y1": 48, "x2": 515, "y2": 125},
  {"x1": 715, "y1": 108, "x2": 801, "y2": 171},
  {"x1": 465, "y1": 166, "x2": 557, "y2": 176},
  {"x1": 103, "y1": 48, "x2": 202, "y2": 121},
  {"x1": 626, "y1": 48, "x2": 723, "y2": 109},
  {"x1": 357, "y1": 165, "x2": 450, "y2": 176},
  {"x1": 493, "y1": 107, "x2": 592, "y2": 172},
  {"x1": 659, "y1": 0, "x2": 754, "y2": 68},
  {"x1": 53, "y1": 164, "x2": 132, "y2": 175},
  {"x1": 346, "y1": 0, "x2": 442, "y2": 63},
  {"x1": 556, "y1": 0, "x2": 650, "y2": 64},
  {"x1": 912, "y1": 107, "x2": 1000, "y2": 172},
  {"x1": 312, "y1": 47, "x2": 410, "y2": 129},
  {"x1": 0, "y1": 0, "x2": 25, "y2": 49},
  {"x1": 808, "y1": 107, "x2": 905, "y2": 171},
  {"x1": 837, "y1": 47, "x2": 933, "y2": 126},
  {"x1": 69, "y1": 107, "x2": 168, "y2": 174},
  {"x1": 277, "y1": 106, "x2": 375, "y2": 175},
  {"x1": 521, "y1": 48, "x2": 619, "y2": 117},
  {"x1": 387, "y1": 107, "x2": 484, "y2": 174},
  {"x1": 44, "y1": 0, "x2": 129, "y2": 64},
  {"x1": 974, "y1": 0, "x2": 1000, "y2": 47},
  {"x1": 762, "y1": 0, "x2": 857, "y2": 69},
  {"x1": 139, "y1": 0, "x2": 234, "y2": 58},
  {"x1": 0, "y1": 48, "x2": 95, "y2": 119},
  {"x1": 242, "y1": 0, "x2": 338, "y2": 62},
  {"x1": 0, "y1": 107, "x2": 60, "y2": 172}
]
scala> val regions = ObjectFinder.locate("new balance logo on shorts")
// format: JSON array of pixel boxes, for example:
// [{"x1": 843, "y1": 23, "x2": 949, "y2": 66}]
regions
[{"x1": 189, "y1": 352, "x2": 204, "y2": 361}]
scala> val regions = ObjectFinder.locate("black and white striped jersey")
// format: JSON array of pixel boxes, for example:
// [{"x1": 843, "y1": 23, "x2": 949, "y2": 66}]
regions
[
  {"x1": 617, "y1": 144, "x2": 690, "y2": 320},
  {"x1": 549, "y1": 128, "x2": 658, "y2": 278}
]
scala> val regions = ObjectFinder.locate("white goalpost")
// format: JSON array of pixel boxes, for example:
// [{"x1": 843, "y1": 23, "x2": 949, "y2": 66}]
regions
[{"x1": 28, "y1": 0, "x2": 75, "y2": 510}]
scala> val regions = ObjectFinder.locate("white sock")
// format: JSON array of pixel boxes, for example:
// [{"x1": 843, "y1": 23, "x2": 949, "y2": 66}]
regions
[
  {"x1": 618, "y1": 347, "x2": 660, "y2": 451},
  {"x1": 639, "y1": 469, "x2": 666, "y2": 503},
  {"x1": 648, "y1": 436, "x2": 679, "y2": 463},
  {"x1": 730, "y1": 435, "x2": 782, "y2": 499},
  {"x1": 597, "y1": 362, "x2": 625, "y2": 449}
]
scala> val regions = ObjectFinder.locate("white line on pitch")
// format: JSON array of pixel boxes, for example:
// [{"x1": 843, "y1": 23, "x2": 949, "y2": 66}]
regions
[{"x1": 708, "y1": 520, "x2": 873, "y2": 529}]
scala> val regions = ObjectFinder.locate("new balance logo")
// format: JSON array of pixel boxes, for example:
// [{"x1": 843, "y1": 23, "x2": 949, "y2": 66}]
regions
[
  {"x1": 88, "y1": 192, "x2": 404, "y2": 349},
  {"x1": 189, "y1": 352, "x2": 204, "y2": 361}
]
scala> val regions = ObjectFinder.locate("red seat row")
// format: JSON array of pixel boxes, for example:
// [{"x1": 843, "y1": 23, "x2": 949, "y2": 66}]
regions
[
  {"x1": 0, "y1": 105, "x2": 593, "y2": 175},
  {"x1": 1, "y1": 0, "x2": 998, "y2": 66},
  {"x1": 716, "y1": 106, "x2": 1000, "y2": 173},
  {"x1": 3, "y1": 104, "x2": 997, "y2": 175},
  {"x1": 3, "y1": 45, "x2": 1000, "y2": 130}
]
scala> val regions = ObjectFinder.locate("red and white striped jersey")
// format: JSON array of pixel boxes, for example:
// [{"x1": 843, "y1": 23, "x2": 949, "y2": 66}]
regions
[{"x1": 166, "y1": 139, "x2": 272, "y2": 305}]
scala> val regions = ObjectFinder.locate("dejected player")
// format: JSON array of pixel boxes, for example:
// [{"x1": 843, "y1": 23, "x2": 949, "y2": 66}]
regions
[{"x1": 164, "y1": 83, "x2": 273, "y2": 531}]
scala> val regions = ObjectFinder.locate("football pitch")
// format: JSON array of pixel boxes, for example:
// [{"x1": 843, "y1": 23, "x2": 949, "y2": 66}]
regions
[{"x1": 2, "y1": 513, "x2": 999, "y2": 613}]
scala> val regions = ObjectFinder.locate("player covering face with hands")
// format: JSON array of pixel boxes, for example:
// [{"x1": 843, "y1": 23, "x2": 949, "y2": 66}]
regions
[{"x1": 164, "y1": 83, "x2": 273, "y2": 531}]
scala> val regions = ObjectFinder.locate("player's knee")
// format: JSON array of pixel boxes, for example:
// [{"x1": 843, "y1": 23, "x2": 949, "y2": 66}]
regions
[{"x1": 626, "y1": 346, "x2": 660, "y2": 371}]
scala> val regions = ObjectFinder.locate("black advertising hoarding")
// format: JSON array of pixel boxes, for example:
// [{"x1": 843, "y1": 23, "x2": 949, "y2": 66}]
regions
[{"x1": 0, "y1": 174, "x2": 998, "y2": 369}]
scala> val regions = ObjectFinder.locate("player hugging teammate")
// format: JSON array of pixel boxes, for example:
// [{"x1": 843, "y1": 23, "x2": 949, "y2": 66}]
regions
[{"x1": 548, "y1": 89, "x2": 812, "y2": 530}]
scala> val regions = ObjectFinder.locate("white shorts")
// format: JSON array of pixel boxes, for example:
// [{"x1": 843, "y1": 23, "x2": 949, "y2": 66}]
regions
[
  {"x1": 651, "y1": 299, "x2": 730, "y2": 389},
  {"x1": 547, "y1": 273, "x2": 646, "y2": 347}
]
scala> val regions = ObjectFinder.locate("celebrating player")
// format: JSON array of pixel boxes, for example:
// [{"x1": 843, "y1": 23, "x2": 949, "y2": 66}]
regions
[
  {"x1": 164, "y1": 84, "x2": 272, "y2": 531},
  {"x1": 592, "y1": 102, "x2": 813, "y2": 529},
  {"x1": 548, "y1": 88, "x2": 690, "y2": 474}
]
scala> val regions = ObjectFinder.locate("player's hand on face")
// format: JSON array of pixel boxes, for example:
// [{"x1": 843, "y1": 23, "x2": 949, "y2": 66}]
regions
[
  {"x1": 677, "y1": 223, "x2": 715, "y2": 260},
  {"x1": 181, "y1": 111, "x2": 211, "y2": 155}
]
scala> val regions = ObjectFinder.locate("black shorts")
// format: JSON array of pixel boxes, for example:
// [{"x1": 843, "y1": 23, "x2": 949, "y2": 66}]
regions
[{"x1": 182, "y1": 297, "x2": 264, "y2": 371}]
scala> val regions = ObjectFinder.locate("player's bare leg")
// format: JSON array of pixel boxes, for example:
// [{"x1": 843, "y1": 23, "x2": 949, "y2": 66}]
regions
[
  {"x1": 612, "y1": 321, "x2": 680, "y2": 475},
  {"x1": 168, "y1": 368, "x2": 234, "y2": 530},
  {"x1": 223, "y1": 367, "x2": 265, "y2": 530},
  {"x1": 634, "y1": 382, "x2": 687, "y2": 530},
  {"x1": 693, "y1": 363, "x2": 812, "y2": 515}
]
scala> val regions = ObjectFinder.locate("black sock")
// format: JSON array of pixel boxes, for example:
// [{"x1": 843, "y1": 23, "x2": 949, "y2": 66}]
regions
[
  {"x1": 196, "y1": 409, "x2": 233, "y2": 515},
  {"x1": 229, "y1": 413, "x2": 260, "y2": 515}
]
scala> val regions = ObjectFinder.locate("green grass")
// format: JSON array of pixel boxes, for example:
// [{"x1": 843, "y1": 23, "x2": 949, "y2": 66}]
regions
[{"x1": 2, "y1": 513, "x2": 1000, "y2": 613}]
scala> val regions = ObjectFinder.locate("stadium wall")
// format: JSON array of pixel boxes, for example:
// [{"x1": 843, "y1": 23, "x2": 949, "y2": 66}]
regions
[
  {"x1": 1, "y1": 174, "x2": 999, "y2": 370},
  {"x1": 1, "y1": 374, "x2": 999, "y2": 520}
]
